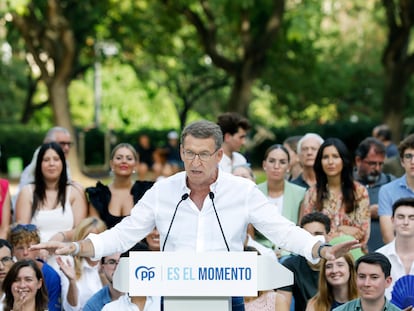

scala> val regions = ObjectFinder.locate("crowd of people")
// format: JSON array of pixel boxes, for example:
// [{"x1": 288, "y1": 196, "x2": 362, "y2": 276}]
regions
[{"x1": 0, "y1": 116, "x2": 411, "y2": 311}]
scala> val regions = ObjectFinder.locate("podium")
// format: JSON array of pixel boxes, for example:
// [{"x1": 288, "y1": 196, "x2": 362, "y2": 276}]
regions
[{"x1": 113, "y1": 252, "x2": 293, "y2": 311}]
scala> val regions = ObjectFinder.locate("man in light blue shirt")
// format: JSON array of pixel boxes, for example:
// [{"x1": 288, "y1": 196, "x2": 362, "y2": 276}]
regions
[
  {"x1": 84, "y1": 253, "x2": 122, "y2": 311},
  {"x1": 379, "y1": 133, "x2": 414, "y2": 244}
]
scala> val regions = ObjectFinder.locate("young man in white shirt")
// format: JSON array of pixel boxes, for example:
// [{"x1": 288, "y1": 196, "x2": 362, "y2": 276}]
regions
[
  {"x1": 217, "y1": 112, "x2": 251, "y2": 172},
  {"x1": 376, "y1": 197, "x2": 414, "y2": 300}
]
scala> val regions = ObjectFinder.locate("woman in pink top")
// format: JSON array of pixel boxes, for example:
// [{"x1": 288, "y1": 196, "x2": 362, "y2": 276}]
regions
[{"x1": 0, "y1": 178, "x2": 11, "y2": 239}]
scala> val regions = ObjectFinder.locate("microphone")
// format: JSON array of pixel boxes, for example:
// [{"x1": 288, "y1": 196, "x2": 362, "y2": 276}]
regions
[
  {"x1": 209, "y1": 192, "x2": 230, "y2": 251},
  {"x1": 162, "y1": 193, "x2": 189, "y2": 251}
]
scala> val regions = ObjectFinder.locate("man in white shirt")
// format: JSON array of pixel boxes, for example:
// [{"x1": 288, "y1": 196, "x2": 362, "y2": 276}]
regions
[
  {"x1": 33, "y1": 120, "x2": 359, "y2": 310},
  {"x1": 376, "y1": 197, "x2": 414, "y2": 299},
  {"x1": 217, "y1": 112, "x2": 251, "y2": 172}
]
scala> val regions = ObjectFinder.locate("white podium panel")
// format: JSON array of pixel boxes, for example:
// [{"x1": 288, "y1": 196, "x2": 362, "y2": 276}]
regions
[
  {"x1": 163, "y1": 297, "x2": 231, "y2": 311},
  {"x1": 128, "y1": 252, "x2": 257, "y2": 296},
  {"x1": 112, "y1": 252, "x2": 294, "y2": 311}
]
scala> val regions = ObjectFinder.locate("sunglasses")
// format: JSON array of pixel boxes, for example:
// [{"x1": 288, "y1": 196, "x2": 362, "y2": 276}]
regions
[{"x1": 11, "y1": 224, "x2": 38, "y2": 233}]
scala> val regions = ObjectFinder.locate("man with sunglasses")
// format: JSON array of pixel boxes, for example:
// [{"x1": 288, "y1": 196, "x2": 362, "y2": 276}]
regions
[
  {"x1": 33, "y1": 120, "x2": 359, "y2": 311},
  {"x1": 354, "y1": 137, "x2": 395, "y2": 251},
  {"x1": 17, "y1": 126, "x2": 73, "y2": 192},
  {"x1": 379, "y1": 133, "x2": 414, "y2": 244}
]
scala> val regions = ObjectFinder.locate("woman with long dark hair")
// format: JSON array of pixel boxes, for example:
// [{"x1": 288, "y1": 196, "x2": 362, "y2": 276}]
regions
[
  {"x1": 300, "y1": 138, "x2": 370, "y2": 250},
  {"x1": 2, "y1": 259, "x2": 48, "y2": 311},
  {"x1": 15, "y1": 142, "x2": 88, "y2": 244}
]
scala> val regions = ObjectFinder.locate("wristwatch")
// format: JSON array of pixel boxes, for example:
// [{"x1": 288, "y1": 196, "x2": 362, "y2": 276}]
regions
[{"x1": 317, "y1": 242, "x2": 332, "y2": 259}]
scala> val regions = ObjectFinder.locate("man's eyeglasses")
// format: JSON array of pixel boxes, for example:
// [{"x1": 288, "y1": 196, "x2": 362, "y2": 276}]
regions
[
  {"x1": 11, "y1": 224, "x2": 37, "y2": 233},
  {"x1": 58, "y1": 141, "x2": 73, "y2": 147},
  {"x1": 0, "y1": 256, "x2": 13, "y2": 265},
  {"x1": 403, "y1": 153, "x2": 414, "y2": 161},
  {"x1": 103, "y1": 259, "x2": 119, "y2": 266},
  {"x1": 182, "y1": 149, "x2": 219, "y2": 161},
  {"x1": 362, "y1": 160, "x2": 384, "y2": 168}
]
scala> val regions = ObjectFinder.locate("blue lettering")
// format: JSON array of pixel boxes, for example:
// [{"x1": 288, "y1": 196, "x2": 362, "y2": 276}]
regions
[
  {"x1": 183, "y1": 267, "x2": 195, "y2": 280},
  {"x1": 198, "y1": 267, "x2": 252, "y2": 280},
  {"x1": 167, "y1": 267, "x2": 180, "y2": 280}
]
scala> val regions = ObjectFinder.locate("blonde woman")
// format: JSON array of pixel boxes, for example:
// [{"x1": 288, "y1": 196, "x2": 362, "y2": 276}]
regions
[
  {"x1": 306, "y1": 253, "x2": 358, "y2": 311},
  {"x1": 57, "y1": 217, "x2": 107, "y2": 311},
  {"x1": 86, "y1": 143, "x2": 154, "y2": 228}
]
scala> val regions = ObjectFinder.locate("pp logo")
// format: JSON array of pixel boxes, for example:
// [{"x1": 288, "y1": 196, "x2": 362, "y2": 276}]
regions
[{"x1": 135, "y1": 266, "x2": 156, "y2": 281}]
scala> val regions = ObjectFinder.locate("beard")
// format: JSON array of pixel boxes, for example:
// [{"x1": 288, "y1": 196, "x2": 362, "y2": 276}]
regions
[{"x1": 365, "y1": 172, "x2": 380, "y2": 184}]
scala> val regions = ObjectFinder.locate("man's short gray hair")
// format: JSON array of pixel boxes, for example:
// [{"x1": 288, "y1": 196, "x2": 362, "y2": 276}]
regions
[
  {"x1": 44, "y1": 127, "x2": 71, "y2": 143},
  {"x1": 297, "y1": 133, "x2": 324, "y2": 154},
  {"x1": 181, "y1": 120, "x2": 223, "y2": 150}
]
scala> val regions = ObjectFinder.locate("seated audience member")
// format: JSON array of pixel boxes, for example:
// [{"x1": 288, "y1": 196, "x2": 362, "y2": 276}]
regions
[
  {"x1": 86, "y1": 143, "x2": 154, "y2": 228},
  {"x1": 133, "y1": 228, "x2": 160, "y2": 252},
  {"x1": 372, "y1": 124, "x2": 399, "y2": 158},
  {"x1": 232, "y1": 164, "x2": 256, "y2": 182},
  {"x1": 0, "y1": 178, "x2": 11, "y2": 239},
  {"x1": 101, "y1": 245, "x2": 161, "y2": 311},
  {"x1": 332, "y1": 252, "x2": 401, "y2": 311},
  {"x1": 2, "y1": 259, "x2": 48, "y2": 311},
  {"x1": 354, "y1": 137, "x2": 395, "y2": 251},
  {"x1": 278, "y1": 212, "x2": 331, "y2": 311},
  {"x1": 255, "y1": 144, "x2": 306, "y2": 254},
  {"x1": 376, "y1": 197, "x2": 414, "y2": 300},
  {"x1": 283, "y1": 135, "x2": 303, "y2": 181},
  {"x1": 18, "y1": 126, "x2": 73, "y2": 192},
  {"x1": 0, "y1": 239, "x2": 14, "y2": 310},
  {"x1": 306, "y1": 253, "x2": 357, "y2": 311},
  {"x1": 8, "y1": 224, "x2": 61, "y2": 311},
  {"x1": 83, "y1": 253, "x2": 123, "y2": 311},
  {"x1": 163, "y1": 131, "x2": 183, "y2": 173},
  {"x1": 379, "y1": 133, "x2": 414, "y2": 244},
  {"x1": 135, "y1": 134, "x2": 156, "y2": 180},
  {"x1": 300, "y1": 138, "x2": 370, "y2": 251},
  {"x1": 15, "y1": 142, "x2": 88, "y2": 244},
  {"x1": 292, "y1": 133, "x2": 324, "y2": 189},
  {"x1": 57, "y1": 217, "x2": 106, "y2": 311}
]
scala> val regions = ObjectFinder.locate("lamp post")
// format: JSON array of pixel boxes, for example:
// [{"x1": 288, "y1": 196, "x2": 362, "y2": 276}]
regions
[{"x1": 93, "y1": 41, "x2": 118, "y2": 127}]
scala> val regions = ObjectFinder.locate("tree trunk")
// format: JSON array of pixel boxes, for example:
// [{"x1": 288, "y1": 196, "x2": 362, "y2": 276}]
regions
[
  {"x1": 227, "y1": 75, "x2": 255, "y2": 115},
  {"x1": 382, "y1": 68, "x2": 407, "y2": 142}
]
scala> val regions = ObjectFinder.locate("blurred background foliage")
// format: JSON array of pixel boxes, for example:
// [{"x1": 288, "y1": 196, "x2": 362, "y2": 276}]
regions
[{"x1": 0, "y1": 0, "x2": 414, "y2": 175}]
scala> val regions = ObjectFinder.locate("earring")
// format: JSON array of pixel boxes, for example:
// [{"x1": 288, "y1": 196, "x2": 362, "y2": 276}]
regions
[{"x1": 132, "y1": 170, "x2": 136, "y2": 174}]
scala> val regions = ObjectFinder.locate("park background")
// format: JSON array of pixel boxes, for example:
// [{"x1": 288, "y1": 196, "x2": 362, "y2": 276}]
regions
[{"x1": 1, "y1": 0, "x2": 414, "y2": 187}]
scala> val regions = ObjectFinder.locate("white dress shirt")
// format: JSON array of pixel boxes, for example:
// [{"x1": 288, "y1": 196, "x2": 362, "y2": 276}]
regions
[
  {"x1": 88, "y1": 170, "x2": 323, "y2": 262},
  {"x1": 102, "y1": 295, "x2": 160, "y2": 311},
  {"x1": 219, "y1": 152, "x2": 247, "y2": 173},
  {"x1": 376, "y1": 240, "x2": 414, "y2": 299}
]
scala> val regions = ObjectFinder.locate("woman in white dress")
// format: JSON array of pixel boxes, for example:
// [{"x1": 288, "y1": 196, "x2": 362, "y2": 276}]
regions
[{"x1": 15, "y1": 142, "x2": 88, "y2": 243}]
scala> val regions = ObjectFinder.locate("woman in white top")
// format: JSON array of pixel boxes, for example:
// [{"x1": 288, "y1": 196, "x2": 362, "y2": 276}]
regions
[
  {"x1": 15, "y1": 142, "x2": 88, "y2": 243},
  {"x1": 57, "y1": 217, "x2": 107, "y2": 311}
]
